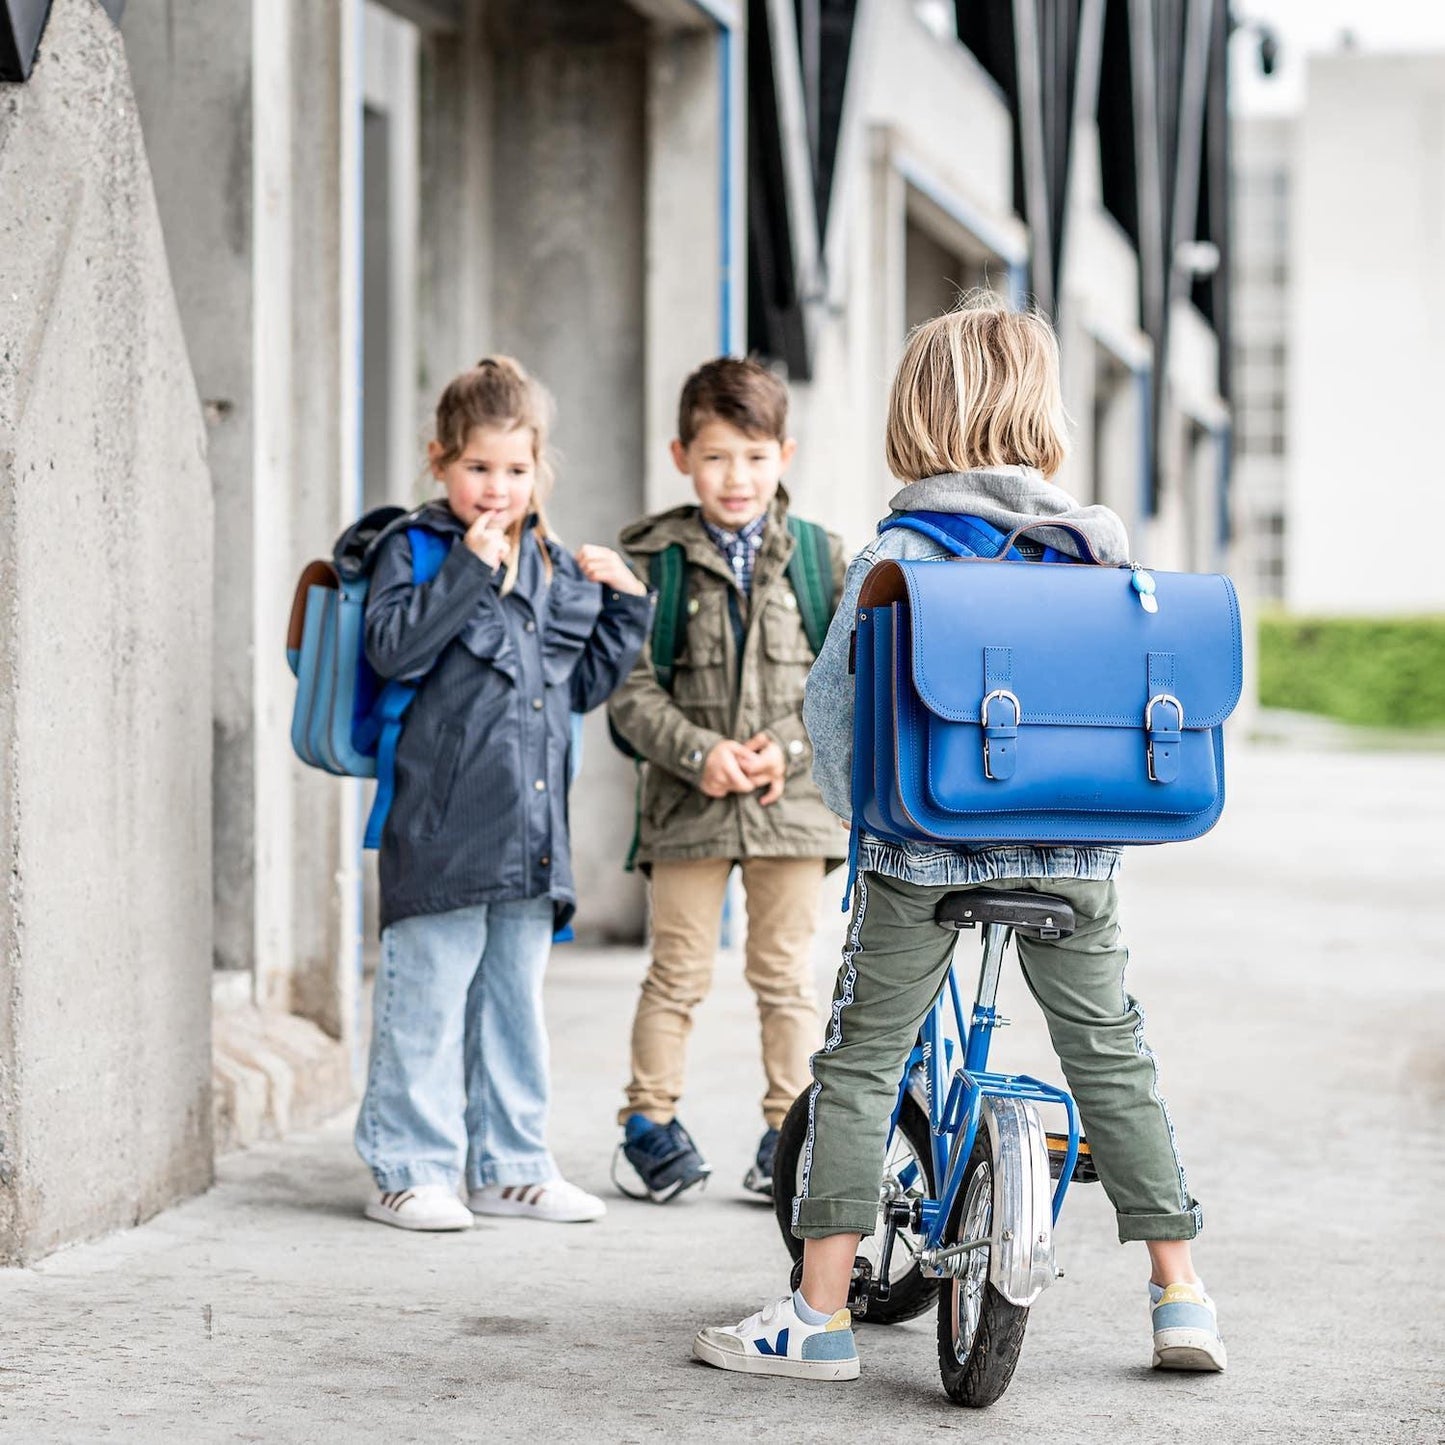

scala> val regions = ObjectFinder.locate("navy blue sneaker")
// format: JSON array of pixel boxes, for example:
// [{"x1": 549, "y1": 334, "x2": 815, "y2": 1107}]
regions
[
  {"x1": 742, "y1": 1126, "x2": 780, "y2": 1197},
  {"x1": 614, "y1": 1115, "x2": 711, "y2": 1203}
]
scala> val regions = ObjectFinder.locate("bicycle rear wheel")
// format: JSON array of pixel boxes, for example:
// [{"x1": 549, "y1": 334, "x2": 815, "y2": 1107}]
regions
[
  {"x1": 772, "y1": 1087, "x2": 938, "y2": 1325},
  {"x1": 936, "y1": 1129, "x2": 1030, "y2": 1407}
]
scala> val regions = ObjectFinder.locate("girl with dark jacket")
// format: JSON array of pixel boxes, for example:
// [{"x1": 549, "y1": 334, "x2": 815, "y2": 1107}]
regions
[{"x1": 355, "y1": 357, "x2": 652, "y2": 1231}]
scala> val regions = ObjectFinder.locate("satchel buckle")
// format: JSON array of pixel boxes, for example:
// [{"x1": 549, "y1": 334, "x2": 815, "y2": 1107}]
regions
[
  {"x1": 981, "y1": 689, "x2": 1021, "y2": 782},
  {"x1": 1145, "y1": 693, "x2": 1184, "y2": 784}
]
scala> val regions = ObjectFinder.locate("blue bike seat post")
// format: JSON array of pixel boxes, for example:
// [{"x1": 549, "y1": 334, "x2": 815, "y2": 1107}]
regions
[{"x1": 964, "y1": 923, "x2": 1011, "y2": 1074}]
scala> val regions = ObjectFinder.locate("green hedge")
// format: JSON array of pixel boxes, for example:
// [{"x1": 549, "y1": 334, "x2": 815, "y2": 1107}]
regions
[{"x1": 1258, "y1": 614, "x2": 1445, "y2": 728}]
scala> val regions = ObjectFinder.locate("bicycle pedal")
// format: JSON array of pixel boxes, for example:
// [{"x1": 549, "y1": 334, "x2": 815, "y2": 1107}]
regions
[
  {"x1": 1045, "y1": 1133, "x2": 1098, "y2": 1183},
  {"x1": 847, "y1": 1255, "x2": 874, "y2": 1317}
]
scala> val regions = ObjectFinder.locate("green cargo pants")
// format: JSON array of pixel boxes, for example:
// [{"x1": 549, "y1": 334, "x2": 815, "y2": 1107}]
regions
[{"x1": 792, "y1": 871, "x2": 1203, "y2": 1244}]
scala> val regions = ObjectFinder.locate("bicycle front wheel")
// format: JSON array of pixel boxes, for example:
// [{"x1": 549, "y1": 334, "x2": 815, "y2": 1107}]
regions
[{"x1": 936, "y1": 1129, "x2": 1030, "y2": 1407}]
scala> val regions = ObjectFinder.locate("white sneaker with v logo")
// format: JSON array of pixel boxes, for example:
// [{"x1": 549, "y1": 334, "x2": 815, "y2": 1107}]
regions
[
  {"x1": 693, "y1": 1293, "x2": 859, "y2": 1381},
  {"x1": 468, "y1": 1179, "x2": 606, "y2": 1223}
]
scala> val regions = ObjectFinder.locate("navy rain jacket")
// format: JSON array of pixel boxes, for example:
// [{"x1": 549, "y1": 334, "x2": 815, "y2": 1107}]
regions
[{"x1": 365, "y1": 501, "x2": 653, "y2": 930}]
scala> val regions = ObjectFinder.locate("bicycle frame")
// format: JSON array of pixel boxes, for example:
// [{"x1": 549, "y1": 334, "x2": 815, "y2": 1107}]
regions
[{"x1": 888, "y1": 921, "x2": 1082, "y2": 1262}]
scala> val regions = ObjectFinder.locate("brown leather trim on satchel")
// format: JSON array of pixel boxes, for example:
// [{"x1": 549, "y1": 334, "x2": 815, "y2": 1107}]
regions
[
  {"x1": 857, "y1": 559, "x2": 910, "y2": 608},
  {"x1": 287, "y1": 560, "x2": 340, "y2": 655}
]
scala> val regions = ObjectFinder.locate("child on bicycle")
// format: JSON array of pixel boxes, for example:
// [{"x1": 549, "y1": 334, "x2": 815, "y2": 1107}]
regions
[
  {"x1": 607, "y1": 358, "x2": 845, "y2": 1202},
  {"x1": 693, "y1": 301, "x2": 1226, "y2": 1378},
  {"x1": 355, "y1": 356, "x2": 653, "y2": 1231}
]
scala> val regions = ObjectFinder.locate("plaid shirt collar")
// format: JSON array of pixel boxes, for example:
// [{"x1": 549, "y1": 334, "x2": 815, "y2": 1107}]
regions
[{"x1": 700, "y1": 510, "x2": 768, "y2": 594}]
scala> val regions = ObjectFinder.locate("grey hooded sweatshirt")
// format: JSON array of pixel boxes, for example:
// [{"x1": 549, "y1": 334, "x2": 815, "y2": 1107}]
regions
[{"x1": 802, "y1": 467, "x2": 1132, "y2": 890}]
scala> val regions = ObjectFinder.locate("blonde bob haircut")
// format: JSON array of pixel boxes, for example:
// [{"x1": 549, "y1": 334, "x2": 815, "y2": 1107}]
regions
[{"x1": 884, "y1": 298, "x2": 1069, "y2": 482}]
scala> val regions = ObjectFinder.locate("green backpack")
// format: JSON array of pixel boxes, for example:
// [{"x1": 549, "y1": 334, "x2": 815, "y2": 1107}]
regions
[{"x1": 608, "y1": 514, "x2": 836, "y2": 761}]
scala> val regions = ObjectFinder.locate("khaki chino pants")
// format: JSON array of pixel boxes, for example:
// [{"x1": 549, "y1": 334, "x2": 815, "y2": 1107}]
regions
[{"x1": 622, "y1": 857, "x2": 826, "y2": 1130}]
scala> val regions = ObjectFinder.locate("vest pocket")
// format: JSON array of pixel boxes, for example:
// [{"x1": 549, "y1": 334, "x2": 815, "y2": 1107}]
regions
[
  {"x1": 418, "y1": 721, "x2": 464, "y2": 840},
  {"x1": 761, "y1": 593, "x2": 814, "y2": 663}
]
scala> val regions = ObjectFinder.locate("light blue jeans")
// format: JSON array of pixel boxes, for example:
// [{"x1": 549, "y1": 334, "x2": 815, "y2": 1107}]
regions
[{"x1": 355, "y1": 897, "x2": 558, "y2": 1192}]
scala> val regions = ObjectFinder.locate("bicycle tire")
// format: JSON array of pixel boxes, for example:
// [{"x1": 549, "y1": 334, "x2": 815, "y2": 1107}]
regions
[
  {"x1": 936, "y1": 1129, "x2": 1030, "y2": 1407},
  {"x1": 772, "y1": 1087, "x2": 939, "y2": 1325}
]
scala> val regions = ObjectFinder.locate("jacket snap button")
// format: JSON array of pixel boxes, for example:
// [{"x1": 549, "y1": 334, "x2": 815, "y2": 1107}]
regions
[
  {"x1": 524, "y1": 620, "x2": 536, "y2": 633},
  {"x1": 540, "y1": 855, "x2": 550, "y2": 867},
  {"x1": 534, "y1": 779, "x2": 546, "y2": 792},
  {"x1": 532, "y1": 698, "x2": 544, "y2": 710}
]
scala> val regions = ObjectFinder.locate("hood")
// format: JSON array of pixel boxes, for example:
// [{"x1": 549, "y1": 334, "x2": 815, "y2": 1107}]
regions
[{"x1": 888, "y1": 468, "x2": 1130, "y2": 564}]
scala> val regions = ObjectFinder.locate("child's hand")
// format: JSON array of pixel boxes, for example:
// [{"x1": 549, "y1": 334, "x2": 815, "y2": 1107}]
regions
[
  {"x1": 465, "y1": 510, "x2": 511, "y2": 569},
  {"x1": 577, "y1": 545, "x2": 647, "y2": 597},
  {"x1": 740, "y1": 733, "x2": 786, "y2": 806},
  {"x1": 699, "y1": 739, "x2": 756, "y2": 798}
]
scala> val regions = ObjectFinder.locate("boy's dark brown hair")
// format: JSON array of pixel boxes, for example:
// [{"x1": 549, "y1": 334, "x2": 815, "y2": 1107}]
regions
[{"x1": 677, "y1": 357, "x2": 789, "y2": 446}]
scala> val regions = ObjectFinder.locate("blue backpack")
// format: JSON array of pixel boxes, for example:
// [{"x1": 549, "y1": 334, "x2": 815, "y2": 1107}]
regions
[{"x1": 286, "y1": 506, "x2": 450, "y2": 849}]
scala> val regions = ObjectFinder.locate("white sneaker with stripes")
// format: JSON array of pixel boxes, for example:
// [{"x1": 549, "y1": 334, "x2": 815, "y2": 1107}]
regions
[
  {"x1": 364, "y1": 1184, "x2": 474, "y2": 1231},
  {"x1": 468, "y1": 1179, "x2": 606, "y2": 1223}
]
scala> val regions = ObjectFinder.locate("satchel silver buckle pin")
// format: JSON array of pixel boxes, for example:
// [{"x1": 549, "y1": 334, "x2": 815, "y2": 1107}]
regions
[
  {"x1": 981, "y1": 689, "x2": 1021, "y2": 781},
  {"x1": 1145, "y1": 693, "x2": 1184, "y2": 782},
  {"x1": 976, "y1": 687, "x2": 1023, "y2": 728}
]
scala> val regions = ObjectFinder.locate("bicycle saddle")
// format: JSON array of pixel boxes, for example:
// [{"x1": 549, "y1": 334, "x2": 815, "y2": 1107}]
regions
[{"x1": 935, "y1": 889, "x2": 1075, "y2": 940}]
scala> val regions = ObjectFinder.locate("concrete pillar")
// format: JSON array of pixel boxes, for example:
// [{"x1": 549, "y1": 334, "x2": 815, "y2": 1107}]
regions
[
  {"x1": 285, "y1": 0, "x2": 364, "y2": 1041},
  {"x1": 643, "y1": 24, "x2": 724, "y2": 512},
  {"x1": 120, "y1": 0, "x2": 257, "y2": 982},
  {"x1": 0, "y1": 0, "x2": 214, "y2": 1262},
  {"x1": 123, "y1": 0, "x2": 361, "y2": 1144},
  {"x1": 418, "y1": 9, "x2": 494, "y2": 410},
  {"x1": 488, "y1": 0, "x2": 651, "y2": 942}
]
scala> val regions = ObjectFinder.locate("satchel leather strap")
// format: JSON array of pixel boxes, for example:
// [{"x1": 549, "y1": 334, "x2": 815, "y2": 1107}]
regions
[
  {"x1": 992, "y1": 521, "x2": 1106, "y2": 565},
  {"x1": 1145, "y1": 651, "x2": 1182, "y2": 784}
]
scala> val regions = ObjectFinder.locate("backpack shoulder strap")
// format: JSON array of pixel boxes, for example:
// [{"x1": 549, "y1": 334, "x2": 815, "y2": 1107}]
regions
[
  {"x1": 878, "y1": 510, "x2": 1072, "y2": 564},
  {"x1": 361, "y1": 525, "x2": 455, "y2": 849},
  {"x1": 405, "y1": 525, "x2": 451, "y2": 585},
  {"x1": 878, "y1": 510, "x2": 1012, "y2": 558},
  {"x1": 784, "y1": 515, "x2": 836, "y2": 655},
  {"x1": 648, "y1": 543, "x2": 688, "y2": 692}
]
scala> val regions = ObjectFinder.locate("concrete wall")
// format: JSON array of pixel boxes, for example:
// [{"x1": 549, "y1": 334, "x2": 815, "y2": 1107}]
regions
[
  {"x1": 0, "y1": 0, "x2": 213, "y2": 1263},
  {"x1": 1289, "y1": 54, "x2": 1445, "y2": 616}
]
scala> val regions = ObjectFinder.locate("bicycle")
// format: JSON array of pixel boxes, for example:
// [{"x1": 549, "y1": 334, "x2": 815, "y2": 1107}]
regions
[{"x1": 771, "y1": 887, "x2": 1098, "y2": 1407}]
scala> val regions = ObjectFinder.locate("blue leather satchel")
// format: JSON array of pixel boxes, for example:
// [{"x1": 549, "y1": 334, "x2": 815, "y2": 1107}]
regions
[{"x1": 851, "y1": 521, "x2": 1243, "y2": 847}]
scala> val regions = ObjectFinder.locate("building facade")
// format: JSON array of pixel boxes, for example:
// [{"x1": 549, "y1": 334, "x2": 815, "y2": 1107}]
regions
[
  {"x1": 1233, "y1": 52, "x2": 1445, "y2": 619},
  {"x1": 1, "y1": 0, "x2": 1232, "y2": 1261},
  {"x1": 1230, "y1": 113, "x2": 1290, "y2": 603}
]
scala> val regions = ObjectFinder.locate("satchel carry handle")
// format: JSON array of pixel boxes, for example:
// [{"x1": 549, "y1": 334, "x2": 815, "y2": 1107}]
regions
[{"x1": 993, "y1": 521, "x2": 1105, "y2": 565}]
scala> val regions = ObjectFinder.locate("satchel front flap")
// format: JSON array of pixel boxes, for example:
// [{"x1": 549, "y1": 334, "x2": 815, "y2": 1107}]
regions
[{"x1": 898, "y1": 559, "x2": 1243, "y2": 728}]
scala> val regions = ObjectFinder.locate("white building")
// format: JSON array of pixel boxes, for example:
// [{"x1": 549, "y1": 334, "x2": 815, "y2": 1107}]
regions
[{"x1": 1233, "y1": 50, "x2": 1445, "y2": 618}]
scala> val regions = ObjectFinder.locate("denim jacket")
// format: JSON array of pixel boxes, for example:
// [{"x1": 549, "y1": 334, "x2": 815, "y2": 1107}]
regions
[{"x1": 802, "y1": 468, "x2": 1127, "y2": 889}]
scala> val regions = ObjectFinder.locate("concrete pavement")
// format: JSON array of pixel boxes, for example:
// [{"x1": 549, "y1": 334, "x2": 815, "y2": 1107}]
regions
[{"x1": 1, "y1": 743, "x2": 1442, "y2": 1442}]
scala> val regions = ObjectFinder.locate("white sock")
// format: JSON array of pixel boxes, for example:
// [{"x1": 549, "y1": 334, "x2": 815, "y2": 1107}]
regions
[{"x1": 792, "y1": 1289, "x2": 832, "y2": 1325}]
